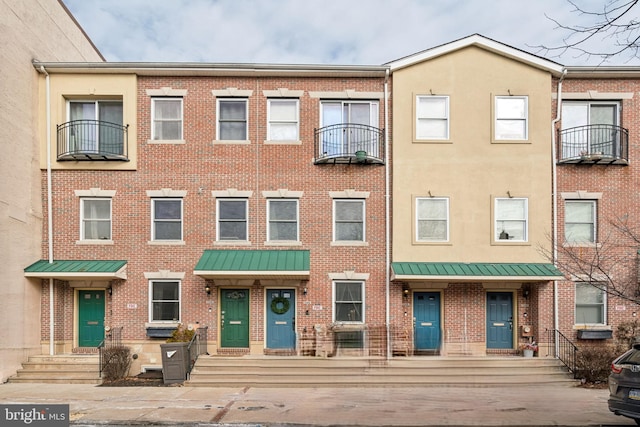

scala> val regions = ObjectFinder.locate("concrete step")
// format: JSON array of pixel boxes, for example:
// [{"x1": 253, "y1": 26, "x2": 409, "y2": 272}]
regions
[
  {"x1": 186, "y1": 356, "x2": 577, "y2": 388},
  {"x1": 7, "y1": 354, "x2": 101, "y2": 385}
]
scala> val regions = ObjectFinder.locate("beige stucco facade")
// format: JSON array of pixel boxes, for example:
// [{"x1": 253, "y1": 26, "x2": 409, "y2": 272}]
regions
[{"x1": 0, "y1": 0, "x2": 103, "y2": 382}]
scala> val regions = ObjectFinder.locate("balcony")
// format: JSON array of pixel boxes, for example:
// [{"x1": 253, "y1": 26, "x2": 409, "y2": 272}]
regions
[
  {"x1": 558, "y1": 124, "x2": 628, "y2": 165},
  {"x1": 57, "y1": 120, "x2": 129, "y2": 161},
  {"x1": 314, "y1": 123, "x2": 384, "y2": 165}
]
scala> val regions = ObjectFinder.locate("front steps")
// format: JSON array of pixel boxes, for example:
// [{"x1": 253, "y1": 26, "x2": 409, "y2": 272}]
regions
[
  {"x1": 186, "y1": 355, "x2": 577, "y2": 388},
  {"x1": 8, "y1": 354, "x2": 101, "y2": 384}
]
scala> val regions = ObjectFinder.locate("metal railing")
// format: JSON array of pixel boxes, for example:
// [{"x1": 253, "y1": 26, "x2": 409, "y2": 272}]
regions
[
  {"x1": 57, "y1": 120, "x2": 129, "y2": 161},
  {"x1": 558, "y1": 124, "x2": 628, "y2": 163},
  {"x1": 314, "y1": 123, "x2": 384, "y2": 164},
  {"x1": 187, "y1": 326, "x2": 208, "y2": 376},
  {"x1": 98, "y1": 326, "x2": 123, "y2": 376},
  {"x1": 546, "y1": 329, "x2": 579, "y2": 378}
]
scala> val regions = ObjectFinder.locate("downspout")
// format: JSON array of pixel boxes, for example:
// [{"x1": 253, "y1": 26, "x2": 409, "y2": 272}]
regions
[
  {"x1": 384, "y1": 68, "x2": 391, "y2": 360},
  {"x1": 37, "y1": 65, "x2": 54, "y2": 355},
  {"x1": 551, "y1": 68, "x2": 567, "y2": 356}
]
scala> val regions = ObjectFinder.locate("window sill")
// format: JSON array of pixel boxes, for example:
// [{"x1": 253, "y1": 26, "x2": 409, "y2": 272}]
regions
[
  {"x1": 412, "y1": 139, "x2": 452, "y2": 144},
  {"x1": 147, "y1": 139, "x2": 186, "y2": 145},
  {"x1": 413, "y1": 241, "x2": 452, "y2": 246},
  {"x1": 147, "y1": 240, "x2": 186, "y2": 245},
  {"x1": 76, "y1": 239, "x2": 114, "y2": 245},
  {"x1": 214, "y1": 240, "x2": 252, "y2": 246},
  {"x1": 491, "y1": 139, "x2": 530, "y2": 144},
  {"x1": 264, "y1": 140, "x2": 302, "y2": 145},
  {"x1": 212, "y1": 139, "x2": 251, "y2": 145},
  {"x1": 264, "y1": 241, "x2": 302, "y2": 246},
  {"x1": 331, "y1": 241, "x2": 369, "y2": 247},
  {"x1": 491, "y1": 241, "x2": 530, "y2": 246},
  {"x1": 562, "y1": 242, "x2": 602, "y2": 248}
]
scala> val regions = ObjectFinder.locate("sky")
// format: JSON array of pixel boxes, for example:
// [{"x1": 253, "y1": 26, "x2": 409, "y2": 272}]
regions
[{"x1": 63, "y1": 0, "x2": 640, "y2": 66}]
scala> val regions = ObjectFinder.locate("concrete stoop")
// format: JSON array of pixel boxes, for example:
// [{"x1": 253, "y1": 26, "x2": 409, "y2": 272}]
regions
[
  {"x1": 7, "y1": 354, "x2": 101, "y2": 384},
  {"x1": 186, "y1": 356, "x2": 578, "y2": 387}
]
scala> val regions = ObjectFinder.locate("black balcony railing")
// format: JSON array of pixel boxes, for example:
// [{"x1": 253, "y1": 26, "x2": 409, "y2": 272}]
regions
[
  {"x1": 558, "y1": 124, "x2": 628, "y2": 165},
  {"x1": 314, "y1": 123, "x2": 384, "y2": 164},
  {"x1": 57, "y1": 120, "x2": 129, "y2": 161}
]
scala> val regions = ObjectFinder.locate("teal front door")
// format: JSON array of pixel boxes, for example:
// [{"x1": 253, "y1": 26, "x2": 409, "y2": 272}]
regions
[
  {"x1": 266, "y1": 289, "x2": 296, "y2": 349},
  {"x1": 413, "y1": 292, "x2": 441, "y2": 351},
  {"x1": 221, "y1": 289, "x2": 249, "y2": 348},
  {"x1": 78, "y1": 290, "x2": 105, "y2": 347},
  {"x1": 486, "y1": 292, "x2": 513, "y2": 349}
]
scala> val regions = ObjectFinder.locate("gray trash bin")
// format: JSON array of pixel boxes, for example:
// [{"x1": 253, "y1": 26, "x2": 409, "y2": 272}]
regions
[{"x1": 160, "y1": 342, "x2": 190, "y2": 384}]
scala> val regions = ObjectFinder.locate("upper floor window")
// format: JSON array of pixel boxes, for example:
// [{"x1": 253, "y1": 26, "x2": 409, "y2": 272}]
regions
[
  {"x1": 268, "y1": 99, "x2": 299, "y2": 141},
  {"x1": 416, "y1": 96, "x2": 449, "y2": 140},
  {"x1": 495, "y1": 198, "x2": 528, "y2": 242},
  {"x1": 217, "y1": 199, "x2": 248, "y2": 241},
  {"x1": 152, "y1": 98, "x2": 183, "y2": 140},
  {"x1": 561, "y1": 101, "x2": 621, "y2": 159},
  {"x1": 218, "y1": 99, "x2": 248, "y2": 140},
  {"x1": 150, "y1": 280, "x2": 180, "y2": 322},
  {"x1": 267, "y1": 199, "x2": 299, "y2": 241},
  {"x1": 152, "y1": 198, "x2": 183, "y2": 241},
  {"x1": 575, "y1": 282, "x2": 605, "y2": 325},
  {"x1": 565, "y1": 200, "x2": 596, "y2": 244},
  {"x1": 334, "y1": 281, "x2": 364, "y2": 323},
  {"x1": 495, "y1": 96, "x2": 528, "y2": 140},
  {"x1": 416, "y1": 197, "x2": 449, "y2": 242},
  {"x1": 66, "y1": 101, "x2": 124, "y2": 157},
  {"x1": 80, "y1": 198, "x2": 111, "y2": 240},
  {"x1": 334, "y1": 199, "x2": 365, "y2": 242}
]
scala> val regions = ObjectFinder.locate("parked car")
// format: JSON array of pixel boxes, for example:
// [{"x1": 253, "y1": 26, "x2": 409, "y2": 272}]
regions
[{"x1": 609, "y1": 343, "x2": 640, "y2": 424}]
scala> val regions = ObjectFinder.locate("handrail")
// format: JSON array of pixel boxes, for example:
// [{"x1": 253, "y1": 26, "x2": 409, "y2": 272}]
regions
[
  {"x1": 314, "y1": 123, "x2": 384, "y2": 164},
  {"x1": 186, "y1": 326, "x2": 208, "y2": 376},
  {"x1": 546, "y1": 328, "x2": 579, "y2": 378},
  {"x1": 98, "y1": 326, "x2": 123, "y2": 376},
  {"x1": 558, "y1": 124, "x2": 628, "y2": 163},
  {"x1": 57, "y1": 119, "x2": 129, "y2": 161}
]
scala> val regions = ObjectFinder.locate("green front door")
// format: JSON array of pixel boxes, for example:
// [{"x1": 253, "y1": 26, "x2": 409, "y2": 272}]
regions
[
  {"x1": 220, "y1": 289, "x2": 249, "y2": 348},
  {"x1": 78, "y1": 290, "x2": 105, "y2": 347}
]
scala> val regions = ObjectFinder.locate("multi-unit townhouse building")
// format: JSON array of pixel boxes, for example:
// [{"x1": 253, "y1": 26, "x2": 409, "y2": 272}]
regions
[
  {"x1": 0, "y1": 0, "x2": 103, "y2": 382},
  {"x1": 16, "y1": 30, "x2": 640, "y2": 379}
]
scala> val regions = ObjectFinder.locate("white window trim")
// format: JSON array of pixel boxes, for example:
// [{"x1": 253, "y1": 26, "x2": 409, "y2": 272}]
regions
[
  {"x1": 415, "y1": 95, "x2": 450, "y2": 141},
  {"x1": 415, "y1": 197, "x2": 450, "y2": 242},
  {"x1": 74, "y1": 189, "x2": 116, "y2": 244},
  {"x1": 564, "y1": 200, "x2": 597, "y2": 245},
  {"x1": 216, "y1": 198, "x2": 249, "y2": 243},
  {"x1": 215, "y1": 98, "x2": 249, "y2": 143},
  {"x1": 150, "y1": 97, "x2": 184, "y2": 143},
  {"x1": 266, "y1": 98, "x2": 300, "y2": 143},
  {"x1": 148, "y1": 279, "x2": 181, "y2": 323},
  {"x1": 574, "y1": 282, "x2": 607, "y2": 327},
  {"x1": 265, "y1": 198, "x2": 300, "y2": 245},
  {"x1": 150, "y1": 198, "x2": 184, "y2": 243},
  {"x1": 494, "y1": 197, "x2": 528, "y2": 243},
  {"x1": 494, "y1": 95, "x2": 528, "y2": 141},
  {"x1": 332, "y1": 199, "x2": 366, "y2": 244},
  {"x1": 78, "y1": 197, "x2": 113, "y2": 242},
  {"x1": 332, "y1": 280, "x2": 366, "y2": 324}
]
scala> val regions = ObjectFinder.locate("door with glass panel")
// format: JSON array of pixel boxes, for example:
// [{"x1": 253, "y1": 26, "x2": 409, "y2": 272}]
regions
[
  {"x1": 320, "y1": 101, "x2": 378, "y2": 157},
  {"x1": 68, "y1": 101, "x2": 123, "y2": 154},
  {"x1": 561, "y1": 102, "x2": 618, "y2": 158}
]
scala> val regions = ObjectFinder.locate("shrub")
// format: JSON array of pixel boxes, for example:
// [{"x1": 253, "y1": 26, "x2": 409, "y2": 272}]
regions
[
  {"x1": 575, "y1": 344, "x2": 618, "y2": 383},
  {"x1": 615, "y1": 320, "x2": 640, "y2": 351},
  {"x1": 166, "y1": 323, "x2": 195, "y2": 343},
  {"x1": 102, "y1": 346, "x2": 132, "y2": 381}
]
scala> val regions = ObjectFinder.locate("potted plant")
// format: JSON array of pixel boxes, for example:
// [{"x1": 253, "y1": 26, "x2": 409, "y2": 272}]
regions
[{"x1": 519, "y1": 341, "x2": 538, "y2": 357}]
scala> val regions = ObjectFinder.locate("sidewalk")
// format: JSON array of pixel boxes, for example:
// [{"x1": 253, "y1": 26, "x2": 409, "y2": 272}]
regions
[{"x1": 0, "y1": 382, "x2": 633, "y2": 426}]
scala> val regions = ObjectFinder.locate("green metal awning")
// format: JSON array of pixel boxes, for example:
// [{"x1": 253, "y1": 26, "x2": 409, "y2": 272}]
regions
[
  {"x1": 24, "y1": 260, "x2": 127, "y2": 280},
  {"x1": 391, "y1": 262, "x2": 565, "y2": 282},
  {"x1": 194, "y1": 249, "x2": 310, "y2": 280}
]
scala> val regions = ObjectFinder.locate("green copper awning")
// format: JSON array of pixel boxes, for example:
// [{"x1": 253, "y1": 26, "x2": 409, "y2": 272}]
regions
[
  {"x1": 391, "y1": 262, "x2": 564, "y2": 282},
  {"x1": 24, "y1": 260, "x2": 127, "y2": 280},
  {"x1": 194, "y1": 250, "x2": 310, "y2": 280}
]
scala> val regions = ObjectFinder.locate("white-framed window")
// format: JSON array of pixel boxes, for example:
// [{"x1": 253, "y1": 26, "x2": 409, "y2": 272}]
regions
[
  {"x1": 561, "y1": 101, "x2": 620, "y2": 158},
  {"x1": 217, "y1": 199, "x2": 248, "y2": 241},
  {"x1": 320, "y1": 101, "x2": 379, "y2": 156},
  {"x1": 268, "y1": 99, "x2": 299, "y2": 141},
  {"x1": 334, "y1": 199, "x2": 365, "y2": 242},
  {"x1": 150, "y1": 280, "x2": 180, "y2": 322},
  {"x1": 80, "y1": 198, "x2": 112, "y2": 240},
  {"x1": 67, "y1": 100, "x2": 124, "y2": 153},
  {"x1": 575, "y1": 282, "x2": 606, "y2": 325},
  {"x1": 495, "y1": 96, "x2": 528, "y2": 140},
  {"x1": 217, "y1": 99, "x2": 248, "y2": 140},
  {"x1": 267, "y1": 199, "x2": 299, "y2": 241},
  {"x1": 416, "y1": 197, "x2": 449, "y2": 242},
  {"x1": 151, "y1": 198, "x2": 183, "y2": 241},
  {"x1": 334, "y1": 281, "x2": 364, "y2": 323},
  {"x1": 151, "y1": 98, "x2": 183, "y2": 140},
  {"x1": 495, "y1": 198, "x2": 528, "y2": 242},
  {"x1": 565, "y1": 200, "x2": 596, "y2": 244},
  {"x1": 416, "y1": 96, "x2": 449, "y2": 140}
]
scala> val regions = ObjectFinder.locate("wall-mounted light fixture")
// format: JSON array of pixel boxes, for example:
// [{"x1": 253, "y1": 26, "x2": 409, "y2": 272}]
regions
[
  {"x1": 303, "y1": 287, "x2": 308, "y2": 295},
  {"x1": 107, "y1": 287, "x2": 112, "y2": 296},
  {"x1": 522, "y1": 285, "x2": 530, "y2": 299},
  {"x1": 402, "y1": 284, "x2": 410, "y2": 299},
  {"x1": 205, "y1": 284, "x2": 211, "y2": 295}
]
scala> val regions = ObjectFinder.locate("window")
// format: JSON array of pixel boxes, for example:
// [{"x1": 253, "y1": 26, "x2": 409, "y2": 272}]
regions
[
  {"x1": 152, "y1": 98, "x2": 183, "y2": 140},
  {"x1": 68, "y1": 101, "x2": 124, "y2": 154},
  {"x1": 561, "y1": 101, "x2": 620, "y2": 158},
  {"x1": 416, "y1": 96, "x2": 449, "y2": 140},
  {"x1": 268, "y1": 99, "x2": 299, "y2": 141},
  {"x1": 334, "y1": 199, "x2": 365, "y2": 241},
  {"x1": 416, "y1": 197, "x2": 449, "y2": 242},
  {"x1": 334, "y1": 281, "x2": 364, "y2": 323},
  {"x1": 575, "y1": 282, "x2": 605, "y2": 325},
  {"x1": 495, "y1": 198, "x2": 527, "y2": 242},
  {"x1": 150, "y1": 280, "x2": 180, "y2": 322},
  {"x1": 565, "y1": 200, "x2": 596, "y2": 244},
  {"x1": 267, "y1": 199, "x2": 298, "y2": 241},
  {"x1": 495, "y1": 96, "x2": 528, "y2": 140},
  {"x1": 80, "y1": 198, "x2": 111, "y2": 240},
  {"x1": 152, "y1": 199, "x2": 182, "y2": 240},
  {"x1": 218, "y1": 99, "x2": 248, "y2": 140},
  {"x1": 218, "y1": 199, "x2": 248, "y2": 241},
  {"x1": 320, "y1": 101, "x2": 379, "y2": 156}
]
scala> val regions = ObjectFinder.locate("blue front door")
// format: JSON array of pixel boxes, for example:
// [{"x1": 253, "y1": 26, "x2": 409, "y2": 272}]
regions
[
  {"x1": 413, "y1": 292, "x2": 441, "y2": 351},
  {"x1": 266, "y1": 289, "x2": 296, "y2": 349},
  {"x1": 486, "y1": 292, "x2": 513, "y2": 349}
]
